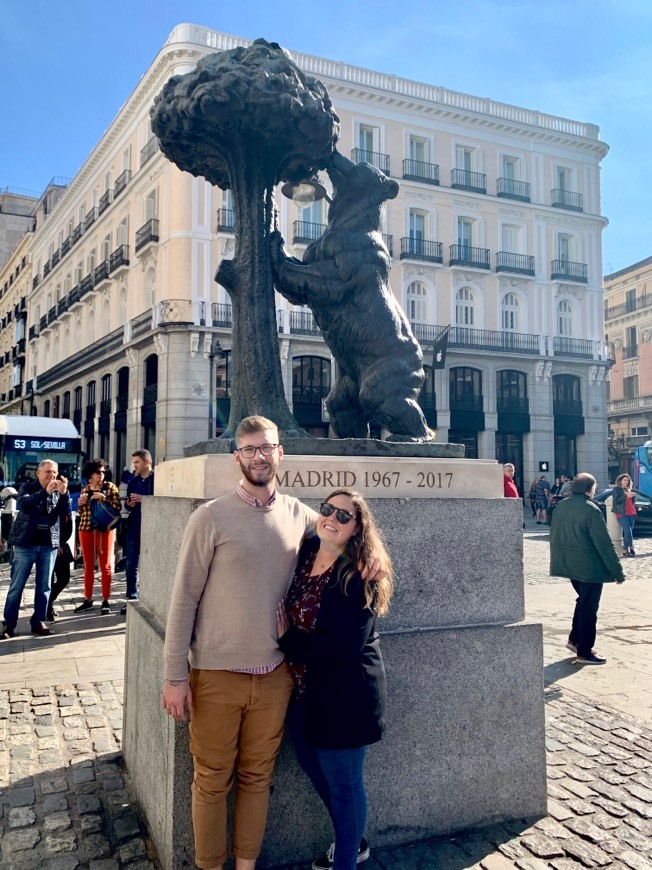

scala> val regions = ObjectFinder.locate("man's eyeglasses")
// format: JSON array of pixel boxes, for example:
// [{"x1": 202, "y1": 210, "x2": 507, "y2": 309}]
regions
[
  {"x1": 237, "y1": 444, "x2": 279, "y2": 459},
  {"x1": 319, "y1": 502, "x2": 356, "y2": 525}
]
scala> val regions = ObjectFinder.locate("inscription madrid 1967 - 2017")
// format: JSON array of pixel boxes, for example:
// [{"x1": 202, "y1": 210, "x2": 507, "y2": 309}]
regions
[{"x1": 276, "y1": 468, "x2": 454, "y2": 490}]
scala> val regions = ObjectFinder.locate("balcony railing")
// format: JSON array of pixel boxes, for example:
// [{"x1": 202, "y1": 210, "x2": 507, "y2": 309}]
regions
[
  {"x1": 69, "y1": 284, "x2": 81, "y2": 305},
  {"x1": 116, "y1": 393, "x2": 129, "y2": 412},
  {"x1": 85, "y1": 403, "x2": 96, "y2": 422},
  {"x1": 400, "y1": 237, "x2": 443, "y2": 263},
  {"x1": 608, "y1": 395, "x2": 652, "y2": 414},
  {"x1": 16, "y1": 338, "x2": 26, "y2": 356},
  {"x1": 47, "y1": 306, "x2": 57, "y2": 324},
  {"x1": 28, "y1": 325, "x2": 38, "y2": 341},
  {"x1": 217, "y1": 208, "x2": 235, "y2": 232},
  {"x1": 110, "y1": 244, "x2": 129, "y2": 272},
  {"x1": 39, "y1": 315, "x2": 47, "y2": 332},
  {"x1": 622, "y1": 344, "x2": 639, "y2": 360},
  {"x1": 98, "y1": 189, "x2": 114, "y2": 215},
  {"x1": 553, "y1": 398, "x2": 583, "y2": 416},
  {"x1": 85, "y1": 206, "x2": 98, "y2": 229},
  {"x1": 51, "y1": 249, "x2": 60, "y2": 266},
  {"x1": 211, "y1": 302, "x2": 233, "y2": 327},
  {"x1": 135, "y1": 218, "x2": 159, "y2": 252},
  {"x1": 73, "y1": 408, "x2": 82, "y2": 428},
  {"x1": 140, "y1": 136, "x2": 159, "y2": 167},
  {"x1": 94, "y1": 260, "x2": 110, "y2": 284},
  {"x1": 451, "y1": 169, "x2": 486, "y2": 194},
  {"x1": 351, "y1": 148, "x2": 390, "y2": 175},
  {"x1": 143, "y1": 384, "x2": 158, "y2": 404},
  {"x1": 154, "y1": 299, "x2": 194, "y2": 327},
  {"x1": 290, "y1": 311, "x2": 321, "y2": 335},
  {"x1": 43, "y1": 260, "x2": 51, "y2": 276},
  {"x1": 72, "y1": 222, "x2": 84, "y2": 243},
  {"x1": 57, "y1": 298, "x2": 68, "y2": 316},
  {"x1": 293, "y1": 220, "x2": 327, "y2": 244},
  {"x1": 496, "y1": 251, "x2": 535, "y2": 276},
  {"x1": 496, "y1": 178, "x2": 531, "y2": 202},
  {"x1": 449, "y1": 244, "x2": 491, "y2": 269},
  {"x1": 79, "y1": 273, "x2": 95, "y2": 297},
  {"x1": 61, "y1": 236, "x2": 71, "y2": 255},
  {"x1": 381, "y1": 234, "x2": 393, "y2": 257},
  {"x1": 550, "y1": 259, "x2": 588, "y2": 283},
  {"x1": 497, "y1": 396, "x2": 529, "y2": 414},
  {"x1": 604, "y1": 294, "x2": 652, "y2": 320},
  {"x1": 293, "y1": 385, "x2": 329, "y2": 405},
  {"x1": 32, "y1": 275, "x2": 40, "y2": 289},
  {"x1": 402, "y1": 159, "x2": 439, "y2": 185},
  {"x1": 450, "y1": 394, "x2": 483, "y2": 412},
  {"x1": 100, "y1": 399, "x2": 112, "y2": 417},
  {"x1": 551, "y1": 189, "x2": 583, "y2": 212},
  {"x1": 114, "y1": 169, "x2": 132, "y2": 197},
  {"x1": 553, "y1": 337, "x2": 594, "y2": 358},
  {"x1": 451, "y1": 326, "x2": 540, "y2": 354}
]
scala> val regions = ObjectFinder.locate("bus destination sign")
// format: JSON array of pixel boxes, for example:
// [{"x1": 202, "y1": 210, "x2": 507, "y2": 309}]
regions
[{"x1": 6, "y1": 436, "x2": 78, "y2": 453}]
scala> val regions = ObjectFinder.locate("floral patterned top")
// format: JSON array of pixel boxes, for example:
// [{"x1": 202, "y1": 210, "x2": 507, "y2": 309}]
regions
[{"x1": 285, "y1": 549, "x2": 335, "y2": 696}]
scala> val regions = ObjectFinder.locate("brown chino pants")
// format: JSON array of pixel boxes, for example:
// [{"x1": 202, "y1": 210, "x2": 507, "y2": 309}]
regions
[{"x1": 188, "y1": 664, "x2": 294, "y2": 868}]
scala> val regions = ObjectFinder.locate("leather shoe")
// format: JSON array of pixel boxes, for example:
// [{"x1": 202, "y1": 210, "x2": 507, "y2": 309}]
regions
[
  {"x1": 1, "y1": 622, "x2": 16, "y2": 639},
  {"x1": 46, "y1": 609, "x2": 57, "y2": 622},
  {"x1": 31, "y1": 622, "x2": 53, "y2": 636}
]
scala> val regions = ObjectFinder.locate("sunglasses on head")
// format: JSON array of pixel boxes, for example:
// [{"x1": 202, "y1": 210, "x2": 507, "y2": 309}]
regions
[{"x1": 319, "y1": 502, "x2": 356, "y2": 525}]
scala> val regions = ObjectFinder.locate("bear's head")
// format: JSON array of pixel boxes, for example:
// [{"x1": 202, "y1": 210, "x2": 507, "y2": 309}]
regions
[{"x1": 326, "y1": 150, "x2": 399, "y2": 230}]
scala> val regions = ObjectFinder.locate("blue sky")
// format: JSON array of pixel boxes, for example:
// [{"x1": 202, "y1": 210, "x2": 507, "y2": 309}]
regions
[{"x1": 1, "y1": 0, "x2": 650, "y2": 274}]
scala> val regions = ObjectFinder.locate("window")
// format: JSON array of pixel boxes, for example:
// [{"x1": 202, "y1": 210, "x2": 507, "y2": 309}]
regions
[
  {"x1": 625, "y1": 288, "x2": 636, "y2": 312},
  {"x1": 101, "y1": 374, "x2": 112, "y2": 402},
  {"x1": 145, "y1": 189, "x2": 158, "y2": 221},
  {"x1": 455, "y1": 287, "x2": 475, "y2": 327},
  {"x1": 118, "y1": 218, "x2": 129, "y2": 246},
  {"x1": 623, "y1": 375, "x2": 639, "y2": 400},
  {"x1": 53, "y1": 395, "x2": 60, "y2": 418},
  {"x1": 299, "y1": 200, "x2": 326, "y2": 226},
  {"x1": 556, "y1": 166, "x2": 570, "y2": 191},
  {"x1": 409, "y1": 210, "x2": 425, "y2": 240},
  {"x1": 122, "y1": 146, "x2": 132, "y2": 172},
  {"x1": 74, "y1": 386, "x2": 83, "y2": 412},
  {"x1": 63, "y1": 391, "x2": 71, "y2": 418},
  {"x1": 43, "y1": 400, "x2": 50, "y2": 418},
  {"x1": 557, "y1": 300, "x2": 573, "y2": 336},
  {"x1": 457, "y1": 218, "x2": 473, "y2": 249},
  {"x1": 88, "y1": 250, "x2": 96, "y2": 274},
  {"x1": 292, "y1": 356, "x2": 331, "y2": 404},
  {"x1": 625, "y1": 325, "x2": 637, "y2": 357},
  {"x1": 87, "y1": 381, "x2": 96, "y2": 408},
  {"x1": 449, "y1": 367, "x2": 483, "y2": 413},
  {"x1": 359, "y1": 125, "x2": 377, "y2": 153},
  {"x1": 406, "y1": 282, "x2": 427, "y2": 322},
  {"x1": 501, "y1": 224, "x2": 520, "y2": 253},
  {"x1": 456, "y1": 146, "x2": 473, "y2": 171},
  {"x1": 502, "y1": 156, "x2": 517, "y2": 180},
  {"x1": 102, "y1": 233, "x2": 111, "y2": 261},
  {"x1": 558, "y1": 234, "x2": 573, "y2": 262},
  {"x1": 501, "y1": 292, "x2": 519, "y2": 331},
  {"x1": 497, "y1": 370, "x2": 527, "y2": 414},
  {"x1": 409, "y1": 136, "x2": 427, "y2": 163}
]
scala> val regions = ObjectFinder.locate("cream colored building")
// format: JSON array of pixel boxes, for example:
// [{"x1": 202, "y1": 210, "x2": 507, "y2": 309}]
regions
[
  {"x1": 1, "y1": 23, "x2": 611, "y2": 492},
  {"x1": 604, "y1": 256, "x2": 652, "y2": 475}
]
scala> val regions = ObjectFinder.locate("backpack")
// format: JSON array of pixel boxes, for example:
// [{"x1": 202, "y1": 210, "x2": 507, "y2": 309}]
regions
[{"x1": 89, "y1": 492, "x2": 121, "y2": 533}]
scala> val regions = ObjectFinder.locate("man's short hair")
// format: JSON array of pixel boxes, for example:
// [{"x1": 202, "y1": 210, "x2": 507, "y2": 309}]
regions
[
  {"x1": 38, "y1": 459, "x2": 57, "y2": 471},
  {"x1": 132, "y1": 449, "x2": 152, "y2": 464},
  {"x1": 503, "y1": 463, "x2": 515, "y2": 472},
  {"x1": 235, "y1": 416, "x2": 278, "y2": 445},
  {"x1": 571, "y1": 472, "x2": 596, "y2": 495}
]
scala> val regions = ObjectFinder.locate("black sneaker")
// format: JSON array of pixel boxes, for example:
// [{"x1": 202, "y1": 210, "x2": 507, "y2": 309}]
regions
[
  {"x1": 573, "y1": 653, "x2": 607, "y2": 666},
  {"x1": 312, "y1": 838, "x2": 370, "y2": 870},
  {"x1": 100, "y1": 600, "x2": 111, "y2": 615},
  {"x1": 74, "y1": 599, "x2": 93, "y2": 613}
]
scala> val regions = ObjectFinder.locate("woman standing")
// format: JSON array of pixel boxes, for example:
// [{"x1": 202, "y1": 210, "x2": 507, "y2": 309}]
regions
[
  {"x1": 528, "y1": 478, "x2": 538, "y2": 517},
  {"x1": 277, "y1": 488, "x2": 393, "y2": 870},
  {"x1": 74, "y1": 459, "x2": 122, "y2": 614},
  {"x1": 612, "y1": 473, "x2": 637, "y2": 557}
]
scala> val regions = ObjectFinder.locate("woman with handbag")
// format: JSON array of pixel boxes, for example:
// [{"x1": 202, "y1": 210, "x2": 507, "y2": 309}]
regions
[
  {"x1": 74, "y1": 459, "x2": 122, "y2": 615},
  {"x1": 277, "y1": 488, "x2": 393, "y2": 870},
  {"x1": 611, "y1": 473, "x2": 637, "y2": 557}
]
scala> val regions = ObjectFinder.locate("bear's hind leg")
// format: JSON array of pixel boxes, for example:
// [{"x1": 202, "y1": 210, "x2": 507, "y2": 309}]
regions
[{"x1": 327, "y1": 375, "x2": 369, "y2": 438}]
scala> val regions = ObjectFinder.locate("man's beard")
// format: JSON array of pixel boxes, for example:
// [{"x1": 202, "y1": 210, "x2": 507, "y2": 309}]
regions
[{"x1": 240, "y1": 460, "x2": 277, "y2": 487}]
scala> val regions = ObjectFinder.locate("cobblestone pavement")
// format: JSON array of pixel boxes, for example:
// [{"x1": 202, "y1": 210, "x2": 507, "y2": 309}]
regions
[{"x1": 1, "y1": 530, "x2": 651, "y2": 869}]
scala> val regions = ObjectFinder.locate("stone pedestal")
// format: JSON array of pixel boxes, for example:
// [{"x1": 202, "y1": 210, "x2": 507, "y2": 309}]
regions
[{"x1": 123, "y1": 447, "x2": 546, "y2": 869}]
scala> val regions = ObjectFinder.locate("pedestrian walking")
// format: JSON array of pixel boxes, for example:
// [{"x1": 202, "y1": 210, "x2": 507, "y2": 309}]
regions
[
  {"x1": 611, "y1": 473, "x2": 637, "y2": 557},
  {"x1": 47, "y1": 512, "x2": 75, "y2": 622},
  {"x1": 550, "y1": 472, "x2": 625, "y2": 665},
  {"x1": 1, "y1": 459, "x2": 70, "y2": 638},
  {"x1": 120, "y1": 449, "x2": 154, "y2": 614},
  {"x1": 528, "y1": 478, "x2": 537, "y2": 517},
  {"x1": 534, "y1": 475, "x2": 550, "y2": 524}
]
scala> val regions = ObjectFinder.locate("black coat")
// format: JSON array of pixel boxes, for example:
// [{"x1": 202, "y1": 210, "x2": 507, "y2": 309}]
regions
[
  {"x1": 8, "y1": 479, "x2": 71, "y2": 548},
  {"x1": 279, "y1": 540, "x2": 386, "y2": 750}
]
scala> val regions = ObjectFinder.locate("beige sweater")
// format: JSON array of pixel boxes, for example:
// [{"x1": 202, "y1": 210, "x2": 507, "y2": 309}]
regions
[{"x1": 164, "y1": 491, "x2": 316, "y2": 680}]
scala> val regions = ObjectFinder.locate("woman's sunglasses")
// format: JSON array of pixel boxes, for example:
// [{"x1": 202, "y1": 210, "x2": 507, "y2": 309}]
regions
[{"x1": 319, "y1": 502, "x2": 356, "y2": 525}]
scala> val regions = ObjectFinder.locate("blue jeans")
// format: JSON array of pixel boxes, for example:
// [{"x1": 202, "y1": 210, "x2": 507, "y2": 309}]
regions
[
  {"x1": 288, "y1": 699, "x2": 367, "y2": 870},
  {"x1": 125, "y1": 532, "x2": 141, "y2": 598},
  {"x1": 617, "y1": 515, "x2": 635, "y2": 552},
  {"x1": 4, "y1": 545, "x2": 57, "y2": 629}
]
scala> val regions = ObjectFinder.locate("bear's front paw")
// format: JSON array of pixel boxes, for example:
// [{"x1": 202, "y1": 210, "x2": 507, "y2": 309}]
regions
[{"x1": 269, "y1": 231, "x2": 286, "y2": 264}]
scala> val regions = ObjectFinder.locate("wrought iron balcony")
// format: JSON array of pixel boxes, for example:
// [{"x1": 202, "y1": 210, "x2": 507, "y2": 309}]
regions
[
  {"x1": 293, "y1": 220, "x2": 327, "y2": 244},
  {"x1": 100, "y1": 399, "x2": 112, "y2": 417},
  {"x1": 114, "y1": 169, "x2": 132, "y2": 197},
  {"x1": 217, "y1": 208, "x2": 234, "y2": 232},
  {"x1": 85, "y1": 403, "x2": 96, "y2": 422},
  {"x1": 16, "y1": 338, "x2": 26, "y2": 357},
  {"x1": 553, "y1": 398, "x2": 583, "y2": 416},
  {"x1": 451, "y1": 326, "x2": 540, "y2": 354},
  {"x1": 47, "y1": 306, "x2": 56, "y2": 324},
  {"x1": 52, "y1": 249, "x2": 60, "y2": 266},
  {"x1": 116, "y1": 393, "x2": 129, "y2": 412},
  {"x1": 550, "y1": 260, "x2": 588, "y2": 283},
  {"x1": 451, "y1": 169, "x2": 486, "y2": 194},
  {"x1": 604, "y1": 293, "x2": 652, "y2": 320},
  {"x1": 449, "y1": 244, "x2": 491, "y2": 269},
  {"x1": 143, "y1": 384, "x2": 158, "y2": 404},
  {"x1": 79, "y1": 273, "x2": 95, "y2": 298},
  {"x1": 39, "y1": 315, "x2": 47, "y2": 332},
  {"x1": 496, "y1": 178, "x2": 530, "y2": 202},
  {"x1": 400, "y1": 237, "x2": 443, "y2": 263},
  {"x1": 622, "y1": 344, "x2": 639, "y2": 360},
  {"x1": 110, "y1": 244, "x2": 129, "y2": 273},
  {"x1": 43, "y1": 260, "x2": 51, "y2": 276},
  {"x1": 135, "y1": 218, "x2": 159, "y2": 252},
  {"x1": 85, "y1": 206, "x2": 98, "y2": 229},
  {"x1": 551, "y1": 189, "x2": 583, "y2": 212},
  {"x1": 61, "y1": 236, "x2": 72, "y2": 255},
  {"x1": 57, "y1": 298, "x2": 68, "y2": 316},
  {"x1": 98, "y1": 189, "x2": 114, "y2": 215},
  {"x1": 382, "y1": 234, "x2": 393, "y2": 257},
  {"x1": 32, "y1": 275, "x2": 40, "y2": 289},
  {"x1": 290, "y1": 311, "x2": 321, "y2": 335},
  {"x1": 25, "y1": 379, "x2": 33, "y2": 394},
  {"x1": 450, "y1": 394, "x2": 483, "y2": 412},
  {"x1": 72, "y1": 222, "x2": 84, "y2": 243},
  {"x1": 496, "y1": 252, "x2": 535, "y2": 276},
  {"x1": 351, "y1": 148, "x2": 390, "y2": 175},
  {"x1": 73, "y1": 408, "x2": 82, "y2": 428},
  {"x1": 69, "y1": 284, "x2": 81, "y2": 305},
  {"x1": 410, "y1": 323, "x2": 448, "y2": 344},
  {"x1": 211, "y1": 302, "x2": 233, "y2": 327},
  {"x1": 28, "y1": 325, "x2": 38, "y2": 341},
  {"x1": 402, "y1": 159, "x2": 439, "y2": 185},
  {"x1": 497, "y1": 396, "x2": 529, "y2": 414},
  {"x1": 553, "y1": 337, "x2": 594, "y2": 358},
  {"x1": 94, "y1": 260, "x2": 110, "y2": 284},
  {"x1": 293, "y1": 385, "x2": 329, "y2": 405},
  {"x1": 140, "y1": 136, "x2": 159, "y2": 167},
  {"x1": 14, "y1": 385, "x2": 22, "y2": 398}
]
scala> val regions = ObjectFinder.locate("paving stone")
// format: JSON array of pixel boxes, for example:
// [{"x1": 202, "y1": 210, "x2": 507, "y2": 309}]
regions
[
  {"x1": 549, "y1": 783, "x2": 577, "y2": 801},
  {"x1": 480, "y1": 854, "x2": 517, "y2": 870},
  {"x1": 42, "y1": 857, "x2": 80, "y2": 870},
  {"x1": 43, "y1": 831, "x2": 77, "y2": 853},
  {"x1": 113, "y1": 808, "x2": 141, "y2": 841},
  {"x1": 101, "y1": 775, "x2": 124, "y2": 792},
  {"x1": 88, "y1": 861, "x2": 119, "y2": 870},
  {"x1": 37, "y1": 737, "x2": 58, "y2": 750},
  {"x1": 57, "y1": 697, "x2": 76, "y2": 708},
  {"x1": 550, "y1": 860, "x2": 587, "y2": 870},
  {"x1": 34, "y1": 715, "x2": 54, "y2": 726},
  {"x1": 80, "y1": 814, "x2": 103, "y2": 834},
  {"x1": 590, "y1": 782, "x2": 629, "y2": 802},
  {"x1": 622, "y1": 814, "x2": 652, "y2": 835},
  {"x1": 565, "y1": 767, "x2": 597, "y2": 784},
  {"x1": 562, "y1": 836, "x2": 612, "y2": 867},
  {"x1": 520, "y1": 833, "x2": 565, "y2": 859},
  {"x1": 118, "y1": 839, "x2": 147, "y2": 862},
  {"x1": 39, "y1": 751, "x2": 62, "y2": 766},
  {"x1": 63, "y1": 729, "x2": 90, "y2": 742},
  {"x1": 622, "y1": 798, "x2": 652, "y2": 820},
  {"x1": 43, "y1": 812, "x2": 72, "y2": 832},
  {"x1": 77, "y1": 794, "x2": 102, "y2": 815},
  {"x1": 547, "y1": 800, "x2": 575, "y2": 822},
  {"x1": 599, "y1": 769, "x2": 627, "y2": 785},
  {"x1": 566, "y1": 800, "x2": 597, "y2": 815},
  {"x1": 8, "y1": 786, "x2": 36, "y2": 807},
  {"x1": 72, "y1": 767, "x2": 95, "y2": 784},
  {"x1": 6, "y1": 849, "x2": 43, "y2": 869},
  {"x1": 78, "y1": 833, "x2": 112, "y2": 861},
  {"x1": 534, "y1": 818, "x2": 572, "y2": 839},
  {"x1": 564, "y1": 817, "x2": 611, "y2": 844},
  {"x1": 62, "y1": 716, "x2": 86, "y2": 729},
  {"x1": 616, "y1": 852, "x2": 652, "y2": 870},
  {"x1": 622, "y1": 782, "x2": 652, "y2": 802},
  {"x1": 614, "y1": 764, "x2": 641, "y2": 776},
  {"x1": 43, "y1": 794, "x2": 68, "y2": 813},
  {"x1": 3, "y1": 827, "x2": 41, "y2": 852},
  {"x1": 8, "y1": 806, "x2": 37, "y2": 827},
  {"x1": 561, "y1": 781, "x2": 598, "y2": 800},
  {"x1": 40, "y1": 777, "x2": 68, "y2": 795}
]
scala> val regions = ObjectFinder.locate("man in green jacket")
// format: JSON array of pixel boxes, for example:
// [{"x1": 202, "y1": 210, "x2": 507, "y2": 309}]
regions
[{"x1": 550, "y1": 472, "x2": 625, "y2": 665}]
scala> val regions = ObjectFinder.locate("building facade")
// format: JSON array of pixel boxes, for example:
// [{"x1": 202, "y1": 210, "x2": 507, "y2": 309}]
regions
[
  {"x1": 0, "y1": 24, "x2": 611, "y2": 492},
  {"x1": 604, "y1": 256, "x2": 652, "y2": 477}
]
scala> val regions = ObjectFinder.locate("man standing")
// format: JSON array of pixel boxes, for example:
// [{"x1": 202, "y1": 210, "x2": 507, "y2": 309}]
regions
[
  {"x1": 161, "y1": 416, "x2": 315, "y2": 870},
  {"x1": 534, "y1": 475, "x2": 550, "y2": 525},
  {"x1": 120, "y1": 449, "x2": 154, "y2": 614},
  {"x1": 550, "y1": 472, "x2": 625, "y2": 666},
  {"x1": 1, "y1": 460, "x2": 70, "y2": 639},
  {"x1": 503, "y1": 463, "x2": 519, "y2": 499}
]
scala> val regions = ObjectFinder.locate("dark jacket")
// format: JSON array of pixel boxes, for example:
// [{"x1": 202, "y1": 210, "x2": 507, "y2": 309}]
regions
[
  {"x1": 279, "y1": 540, "x2": 386, "y2": 750},
  {"x1": 610, "y1": 485, "x2": 629, "y2": 515},
  {"x1": 8, "y1": 479, "x2": 71, "y2": 549},
  {"x1": 549, "y1": 493, "x2": 624, "y2": 583}
]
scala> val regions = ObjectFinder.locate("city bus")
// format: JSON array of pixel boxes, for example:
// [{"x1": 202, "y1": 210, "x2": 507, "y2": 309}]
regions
[
  {"x1": 632, "y1": 441, "x2": 652, "y2": 499},
  {"x1": 0, "y1": 416, "x2": 83, "y2": 500}
]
